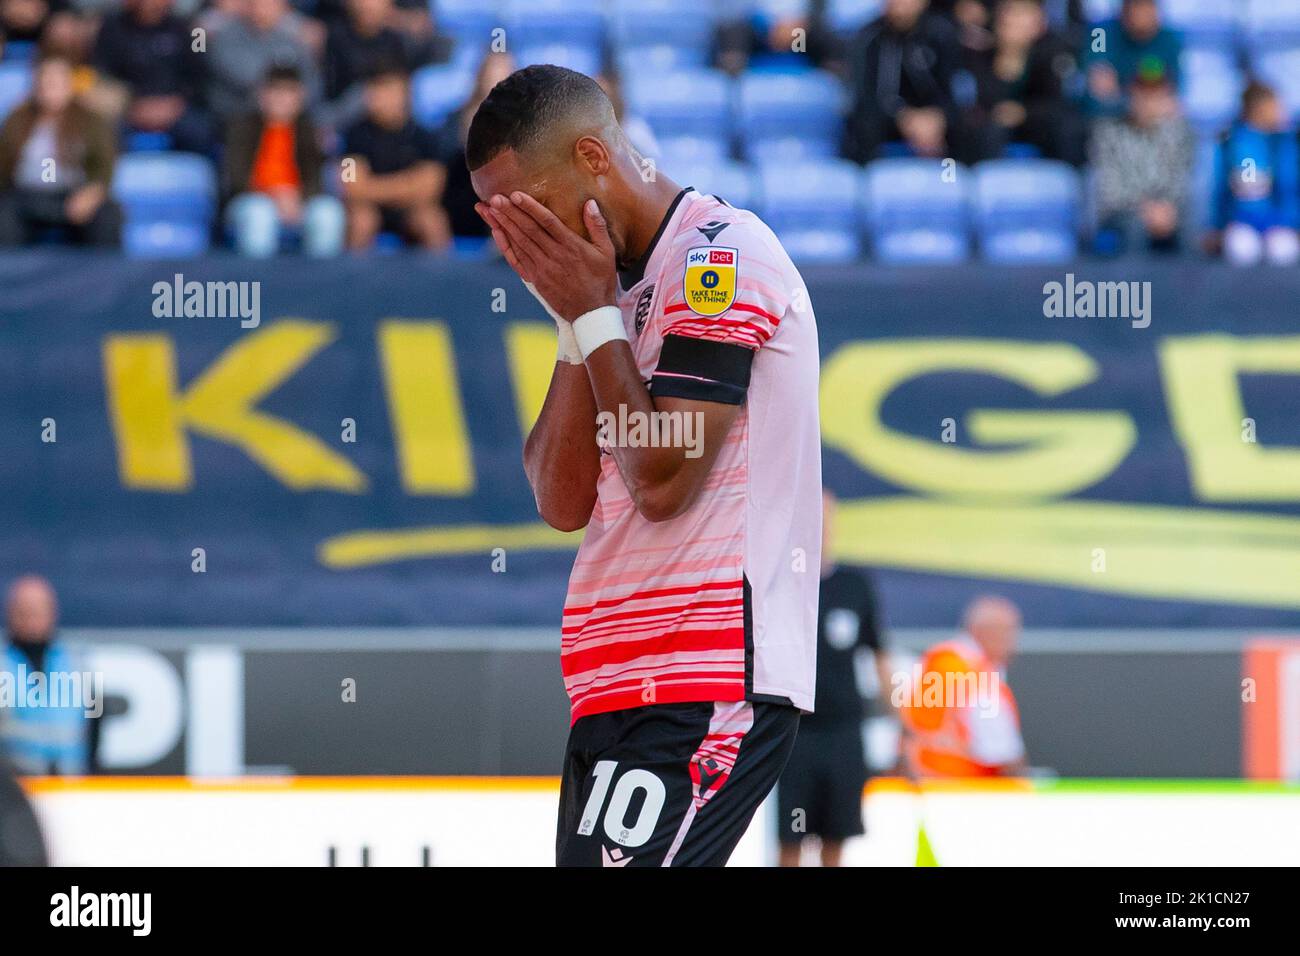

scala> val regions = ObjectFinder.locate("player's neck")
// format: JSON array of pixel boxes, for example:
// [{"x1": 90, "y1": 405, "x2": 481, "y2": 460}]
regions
[{"x1": 622, "y1": 175, "x2": 685, "y2": 266}]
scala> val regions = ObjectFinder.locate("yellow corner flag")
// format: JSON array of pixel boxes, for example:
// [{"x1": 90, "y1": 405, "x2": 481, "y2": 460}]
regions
[{"x1": 915, "y1": 821, "x2": 940, "y2": 867}]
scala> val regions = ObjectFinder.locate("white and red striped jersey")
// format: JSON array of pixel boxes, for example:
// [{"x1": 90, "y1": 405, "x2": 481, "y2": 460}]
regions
[{"x1": 561, "y1": 187, "x2": 822, "y2": 723}]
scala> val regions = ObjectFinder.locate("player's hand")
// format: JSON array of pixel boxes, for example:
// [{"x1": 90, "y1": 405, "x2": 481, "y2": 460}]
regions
[{"x1": 483, "y1": 192, "x2": 617, "y2": 322}]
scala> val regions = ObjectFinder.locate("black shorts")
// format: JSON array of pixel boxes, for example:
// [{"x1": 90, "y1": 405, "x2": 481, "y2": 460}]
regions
[
  {"x1": 775, "y1": 721, "x2": 868, "y2": 843},
  {"x1": 556, "y1": 700, "x2": 800, "y2": 867}
]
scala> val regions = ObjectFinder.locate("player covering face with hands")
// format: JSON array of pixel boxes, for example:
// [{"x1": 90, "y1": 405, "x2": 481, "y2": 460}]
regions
[{"x1": 468, "y1": 66, "x2": 822, "y2": 867}]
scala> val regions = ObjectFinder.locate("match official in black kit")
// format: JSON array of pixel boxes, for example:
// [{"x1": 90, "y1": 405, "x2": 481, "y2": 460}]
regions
[{"x1": 777, "y1": 490, "x2": 892, "y2": 867}]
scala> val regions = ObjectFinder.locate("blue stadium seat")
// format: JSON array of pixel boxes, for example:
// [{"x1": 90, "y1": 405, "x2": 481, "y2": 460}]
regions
[
  {"x1": 738, "y1": 70, "x2": 843, "y2": 162},
  {"x1": 1, "y1": 39, "x2": 37, "y2": 62},
  {"x1": 973, "y1": 159, "x2": 1081, "y2": 264},
  {"x1": 0, "y1": 62, "x2": 31, "y2": 124},
  {"x1": 1081, "y1": 0, "x2": 1119, "y2": 21},
  {"x1": 862, "y1": 158, "x2": 971, "y2": 264},
  {"x1": 654, "y1": 135, "x2": 730, "y2": 169},
  {"x1": 668, "y1": 162, "x2": 756, "y2": 210},
  {"x1": 504, "y1": 0, "x2": 605, "y2": 55},
  {"x1": 625, "y1": 68, "x2": 732, "y2": 143},
  {"x1": 124, "y1": 131, "x2": 174, "y2": 152},
  {"x1": 434, "y1": 0, "x2": 500, "y2": 54},
  {"x1": 1163, "y1": 0, "x2": 1238, "y2": 47},
  {"x1": 615, "y1": 45, "x2": 708, "y2": 85},
  {"x1": 1253, "y1": 48, "x2": 1300, "y2": 121},
  {"x1": 516, "y1": 43, "x2": 602, "y2": 78},
  {"x1": 1181, "y1": 47, "x2": 1242, "y2": 133},
  {"x1": 1245, "y1": 0, "x2": 1300, "y2": 51},
  {"x1": 611, "y1": 0, "x2": 715, "y2": 70},
  {"x1": 411, "y1": 61, "x2": 475, "y2": 129},
  {"x1": 758, "y1": 159, "x2": 862, "y2": 264},
  {"x1": 112, "y1": 153, "x2": 217, "y2": 258}
]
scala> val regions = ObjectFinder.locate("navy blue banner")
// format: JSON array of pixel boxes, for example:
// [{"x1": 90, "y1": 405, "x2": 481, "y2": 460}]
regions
[{"x1": 3, "y1": 253, "x2": 1299, "y2": 628}]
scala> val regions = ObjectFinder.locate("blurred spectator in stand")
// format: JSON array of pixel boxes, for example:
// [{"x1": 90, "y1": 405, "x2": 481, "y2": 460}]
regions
[
  {"x1": 385, "y1": 0, "x2": 438, "y2": 52},
  {"x1": 1091, "y1": 71, "x2": 1193, "y2": 255},
  {"x1": 0, "y1": 0, "x2": 58, "y2": 51},
  {"x1": 312, "y1": 0, "x2": 444, "y2": 58},
  {"x1": 0, "y1": 576, "x2": 97, "y2": 776},
  {"x1": 967, "y1": 0, "x2": 1083, "y2": 164},
  {"x1": 1081, "y1": 0, "x2": 1180, "y2": 117},
  {"x1": 0, "y1": 53, "x2": 120, "y2": 246},
  {"x1": 842, "y1": 0, "x2": 973, "y2": 163},
  {"x1": 716, "y1": 0, "x2": 845, "y2": 76},
  {"x1": 223, "y1": 63, "x2": 343, "y2": 256},
  {"x1": 322, "y1": 0, "x2": 434, "y2": 131},
  {"x1": 933, "y1": 0, "x2": 1085, "y2": 48},
  {"x1": 3, "y1": 0, "x2": 97, "y2": 105},
  {"x1": 1208, "y1": 81, "x2": 1300, "y2": 268},
  {"x1": 92, "y1": 0, "x2": 214, "y2": 154},
  {"x1": 900, "y1": 595, "x2": 1025, "y2": 778},
  {"x1": 776, "y1": 490, "x2": 892, "y2": 867},
  {"x1": 341, "y1": 59, "x2": 447, "y2": 250},
  {"x1": 204, "y1": 0, "x2": 322, "y2": 121},
  {"x1": 436, "y1": 49, "x2": 513, "y2": 242}
]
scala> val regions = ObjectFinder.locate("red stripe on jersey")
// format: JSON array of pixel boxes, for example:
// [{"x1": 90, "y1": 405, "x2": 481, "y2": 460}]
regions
[
  {"x1": 563, "y1": 627, "x2": 747, "y2": 674},
  {"x1": 562, "y1": 578, "x2": 742, "y2": 617}
]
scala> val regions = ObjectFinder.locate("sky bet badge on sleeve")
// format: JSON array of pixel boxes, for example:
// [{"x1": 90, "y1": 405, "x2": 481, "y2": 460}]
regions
[{"x1": 684, "y1": 246, "x2": 738, "y2": 316}]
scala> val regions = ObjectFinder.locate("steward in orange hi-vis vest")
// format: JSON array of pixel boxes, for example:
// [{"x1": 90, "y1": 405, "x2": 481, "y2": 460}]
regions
[{"x1": 899, "y1": 596, "x2": 1027, "y2": 777}]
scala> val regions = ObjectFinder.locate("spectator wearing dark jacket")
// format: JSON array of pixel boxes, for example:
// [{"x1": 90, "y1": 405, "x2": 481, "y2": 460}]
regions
[
  {"x1": 321, "y1": 0, "x2": 411, "y2": 130},
  {"x1": 966, "y1": 0, "x2": 1083, "y2": 163},
  {"x1": 842, "y1": 0, "x2": 972, "y2": 163},
  {"x1": 223, "y1": 64, "x2": 344, "y2": 257},
  {"x1": 0, "y1": 54, "x2": 120, "y2": 247},
  {"x1": 92, "y1": 0, "x2": 214, "y2": 154}
]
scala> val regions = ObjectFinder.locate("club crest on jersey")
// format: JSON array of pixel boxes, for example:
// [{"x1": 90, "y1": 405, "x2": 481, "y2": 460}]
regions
[
  {"x1": 683, "y1": 246, "x2": 737, "y2": 317},
  {"x1": 634, "y1": 284, "x2": 654, "y2": 335}
]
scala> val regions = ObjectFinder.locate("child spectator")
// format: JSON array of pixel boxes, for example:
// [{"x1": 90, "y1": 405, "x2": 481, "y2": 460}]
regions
[
  {"x1": 321, "y1": 0, "x2": 409, "y2": 130},
  {"x1": 222, "y1": 64, "x2": 343, "y2": 257},
  {"x1": 341, "y1": 60, "x2": 447, "y2": 250},
  {"x1": 1091, "y1": 71, "x2": 1194, "y2": 255},
  {"x1": 1210, "y1": 81, "x2": 1300, "y2": 268},
  {"x1": 0, "y1": 53, "x2": 120, "y2": 246}
]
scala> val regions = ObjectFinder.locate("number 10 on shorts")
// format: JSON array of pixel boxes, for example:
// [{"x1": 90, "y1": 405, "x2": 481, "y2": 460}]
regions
[{"x1": 578, "y1": 761, "x2": 667, "y2": 848}]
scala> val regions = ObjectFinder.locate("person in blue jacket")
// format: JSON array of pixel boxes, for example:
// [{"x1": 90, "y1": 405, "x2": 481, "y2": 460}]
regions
[
  {"x1": 0, "y1": 576, "x2": 97, "y2": 775},
  {"x1": 1210, "y1": 81, "x2": 1300, "y2": 267}
]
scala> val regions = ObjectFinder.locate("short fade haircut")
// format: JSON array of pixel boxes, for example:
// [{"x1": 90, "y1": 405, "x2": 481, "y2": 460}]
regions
[{"x1": 466, "y1": 64, "x2": 614, "y2": 171}]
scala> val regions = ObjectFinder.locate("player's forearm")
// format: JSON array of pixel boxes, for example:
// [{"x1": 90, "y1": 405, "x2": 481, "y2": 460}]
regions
[
  {"x1": 523, "y1": 362, "x2": 601, "y2": 532},
  {"x1": 583, "y1": 342, "x2": 697, "y2": 522}
]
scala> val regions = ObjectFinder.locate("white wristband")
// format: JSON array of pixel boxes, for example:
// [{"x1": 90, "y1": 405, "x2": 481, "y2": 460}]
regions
[
  {"x1": 524, "y1": 280, "x2": 583, "y2": 365},
  {"x1": 555, "y1": 321, "x2": 584, "y2": 365},
  {"x1": 571, "y1": 305, "x2": 628, "y2": 360}
]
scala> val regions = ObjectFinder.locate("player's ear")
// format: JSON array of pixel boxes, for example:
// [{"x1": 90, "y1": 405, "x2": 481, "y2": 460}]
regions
[{"x1": 574, "y1": 135, "x2": 610, "y2": 176}]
